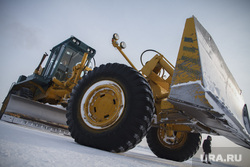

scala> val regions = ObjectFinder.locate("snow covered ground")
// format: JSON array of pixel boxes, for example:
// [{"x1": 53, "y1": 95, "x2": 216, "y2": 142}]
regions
[{"x1": 0, "y1": 120, "x2": 240, "y2": 167}]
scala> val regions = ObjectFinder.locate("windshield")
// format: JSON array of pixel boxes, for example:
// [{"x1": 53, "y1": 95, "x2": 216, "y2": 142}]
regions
[
  {"x1": 54, "y1": 47, "x2": 83, "y2": 81},
  {"x1": 43, "y1": 46, "x2": 62, "y2": 78}
]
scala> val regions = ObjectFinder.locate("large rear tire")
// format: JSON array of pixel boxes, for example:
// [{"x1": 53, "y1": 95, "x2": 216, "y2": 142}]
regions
[
  {"x1": 66, "y1": 63, "x2": 154, "y2": 152},
  {"x1": 146, "y1": 127, "x2": 201, "y2": 162}
]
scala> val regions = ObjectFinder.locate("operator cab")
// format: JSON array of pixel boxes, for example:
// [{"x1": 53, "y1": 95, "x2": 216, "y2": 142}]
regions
[
  {"x1": 15, "y1": 36, "x2": 96, "y2": 91},
  {"x1": 42, "y1": 36, "x2": 96, "y2": 82}
]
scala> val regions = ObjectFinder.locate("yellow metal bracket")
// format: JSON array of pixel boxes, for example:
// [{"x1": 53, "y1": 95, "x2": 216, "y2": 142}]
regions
[
  {"x1": 112, "y1": 35, "x2": 138, "y2": 71},
  {"x1": 46, "y1": 52, "x2": 91, "y2": 104}
]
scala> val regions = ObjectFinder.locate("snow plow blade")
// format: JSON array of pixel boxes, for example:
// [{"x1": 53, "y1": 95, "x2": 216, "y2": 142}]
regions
[
  {"x1": 1, "y1": 94, "x2": 67, "y2": 128},
  {"x1": 169, "y1": 16, "x2": 250, "y2": 148}
]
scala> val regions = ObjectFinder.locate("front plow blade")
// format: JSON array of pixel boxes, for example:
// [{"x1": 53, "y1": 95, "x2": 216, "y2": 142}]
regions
[
  {"x1": 169, "y1": 16, "x2": 250, "y2": 148},
  {"x1": 1, "y1": 94, "x2": 67, "y2": 127}
]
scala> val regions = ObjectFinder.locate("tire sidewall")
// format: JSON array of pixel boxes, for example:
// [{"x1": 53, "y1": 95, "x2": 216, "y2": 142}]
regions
[
  {"x1": 147, "y1": 127, "x2": 201, "y2": 161},
  {"x1": 70, "y1": 64, "x2": 149, "y2": 139}
]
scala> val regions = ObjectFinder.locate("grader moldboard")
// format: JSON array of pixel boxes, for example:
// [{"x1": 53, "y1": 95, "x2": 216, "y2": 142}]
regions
[{"x1": 1, "y1": 16, "x2": 250, "y2": 162}]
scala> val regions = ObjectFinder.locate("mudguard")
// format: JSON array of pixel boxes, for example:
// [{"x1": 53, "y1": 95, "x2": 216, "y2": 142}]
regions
[{"x1": 169, "y1": 16, "x2": 250, "y2": 148}]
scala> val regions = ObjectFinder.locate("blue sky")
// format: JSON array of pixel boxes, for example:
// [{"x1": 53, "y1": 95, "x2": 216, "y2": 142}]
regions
[{"x1": 0, "y1": 0, "x2": 250, "y2": 147}]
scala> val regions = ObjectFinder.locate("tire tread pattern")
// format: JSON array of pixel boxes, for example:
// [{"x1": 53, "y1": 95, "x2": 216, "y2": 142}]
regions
[
  {"x1": 66, "y1": 63, "x2": 154, "y2": 153},
  {"x1": 146, "y1": 127, "x2": 201, "y2": 162}
]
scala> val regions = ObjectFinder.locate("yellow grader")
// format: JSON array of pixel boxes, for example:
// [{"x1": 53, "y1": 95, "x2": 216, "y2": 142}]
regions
[{"x1": 1, "y1": 16, "x2": 250, "y2": 162}]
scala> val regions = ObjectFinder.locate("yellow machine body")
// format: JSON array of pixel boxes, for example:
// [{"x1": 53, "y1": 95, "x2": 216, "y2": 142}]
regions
[
  {"x1": 1, "y1": 17, "x2": 249, "y2": 156},
  {"x1": 39, "y1": 52, "x2": 92, "y2": 105}
]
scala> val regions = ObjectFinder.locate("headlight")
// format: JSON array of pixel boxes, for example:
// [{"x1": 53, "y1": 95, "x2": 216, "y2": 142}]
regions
[
  {"x1": 113, "y1": 33, "x2": 119, "y2": 40},
  {"x1": 120, "y1": 41, "x2": 126, "y2": 49},
  {"x1": 72, "y1": 38, "x2": 80, "y2": 45},
  {"x1": 87, "y1": 48, "x2": 94, "y2": 54}
]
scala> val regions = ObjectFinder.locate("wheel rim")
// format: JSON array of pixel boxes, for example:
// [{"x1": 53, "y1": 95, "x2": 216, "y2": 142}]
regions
[
  {"x1": 157, "y1": 128, "x2": 187, "y2": 149},
  {"x1": 80, "y1": 80, "x2": 125, "y2": 130}
]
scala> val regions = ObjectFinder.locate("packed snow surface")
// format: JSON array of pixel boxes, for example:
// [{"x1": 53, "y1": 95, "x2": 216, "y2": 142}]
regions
[{"x1": 0, "y1": 121, "x2": 232, "y2": 167}]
